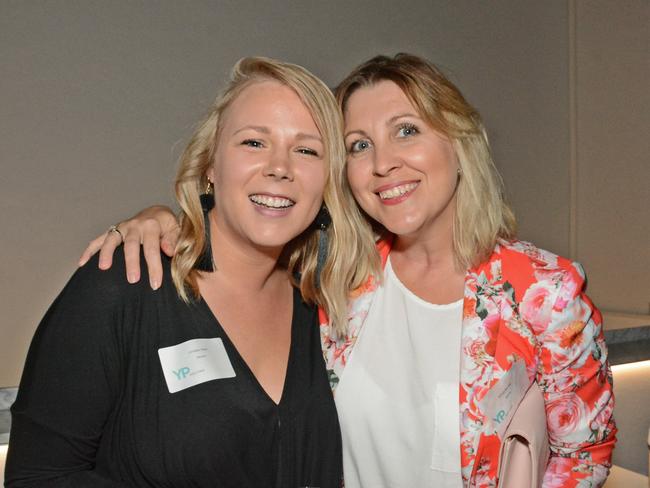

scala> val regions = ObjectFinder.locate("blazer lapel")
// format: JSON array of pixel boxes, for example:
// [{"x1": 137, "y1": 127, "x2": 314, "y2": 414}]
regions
[
  {"x1": 459, "y1": 251, "x2": 511, "y2": 484},
  {"x1": 459, "y1": 264, "x2": 498, "y2": 483},
  {"x1": 459, "y1": 249, "x2": 538, "y2": 485}
]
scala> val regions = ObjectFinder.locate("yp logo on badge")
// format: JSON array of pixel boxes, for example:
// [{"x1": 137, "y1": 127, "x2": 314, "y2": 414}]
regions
[
  {"x1": 172, "y1": 367, "x2": 191, "y2": 380},
  {"x1": 158, "y1": 338, "x2": 236, "y2": 393}
]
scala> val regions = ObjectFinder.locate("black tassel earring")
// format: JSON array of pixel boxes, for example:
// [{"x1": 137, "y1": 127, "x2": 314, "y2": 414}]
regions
[
  {"x1": 313, "y1": 205, "x2": 331, "y2": 288},
  {"x1": 195, "y1": 179, "x2": 215, "y2": 272}
]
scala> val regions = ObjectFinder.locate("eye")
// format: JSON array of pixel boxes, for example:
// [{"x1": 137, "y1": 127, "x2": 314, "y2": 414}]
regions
[
  {"x1": 297, "y1": 147, "x2": 320, "y2": 157},
  {"x1": 396, "y1": 123, "x2": 419, "y2": 138},
  {"x1": 348, "y1": 139, "x2": 372, "y2": 154},
  {"x1": 241, "y1": 139, "x2": 263, "y2": 148}
]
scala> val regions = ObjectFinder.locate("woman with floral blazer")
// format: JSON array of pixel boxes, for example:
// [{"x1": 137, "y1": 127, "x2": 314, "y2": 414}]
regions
[
  {"x1": 325, "y1": 54, "x2": 615, "y2": 485},
  {"x1": 319, "y1": 237, "x2": 616, "y2": 487}
]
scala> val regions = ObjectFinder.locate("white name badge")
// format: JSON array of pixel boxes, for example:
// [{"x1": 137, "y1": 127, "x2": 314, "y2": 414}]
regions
[
  {"x1": 158, "y1": 338, "x2": 236, "y2": 393},
  {"x1": 479, "y1": 358, "x2": 530, "y2": 439}
]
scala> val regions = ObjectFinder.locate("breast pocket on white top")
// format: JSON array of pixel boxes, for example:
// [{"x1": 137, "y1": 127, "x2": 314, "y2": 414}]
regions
[{"x1": 430, "y1": 381, "x2": 462, "y2": 473}]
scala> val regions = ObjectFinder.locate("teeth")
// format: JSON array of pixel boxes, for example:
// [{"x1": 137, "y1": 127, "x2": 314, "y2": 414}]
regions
[
  {"x1": 378, "y1": 182, "x2": 418, "y2": 200},
  {"x1": 249, "y1": 194, "x2": 295, "y2": 209}
]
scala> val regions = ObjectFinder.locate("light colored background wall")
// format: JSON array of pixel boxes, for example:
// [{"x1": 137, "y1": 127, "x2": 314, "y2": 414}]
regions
[
  {"x1": 1, "y1": 0, "x2": 648, "y2": 474},
  {"x1": 575, "y1": 1, "x2": 650, "y2": 315}
]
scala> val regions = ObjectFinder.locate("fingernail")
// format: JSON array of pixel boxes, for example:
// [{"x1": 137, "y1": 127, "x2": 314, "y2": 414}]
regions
[
  {"x1": 151, "y1": 280, "x2": 160, "y2": 290},
  {"x1": 127, "y1": 273, "x2": 137, "y2": 284}
]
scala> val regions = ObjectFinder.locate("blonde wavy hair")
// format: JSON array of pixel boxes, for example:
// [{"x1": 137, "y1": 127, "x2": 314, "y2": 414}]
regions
[
  {"x1": 172, "y1": 57, "x2": 378, "y2": 332},
  {"x1": 335, "y1": 53, "x2": 517, "y2": 269}
]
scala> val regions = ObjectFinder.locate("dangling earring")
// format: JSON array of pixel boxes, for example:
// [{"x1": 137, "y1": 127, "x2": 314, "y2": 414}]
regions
[
  {"x1": 195, "y1": 179, "x2": 215, "y2": 272},
  {"x1": 313, "y1": 205, "x2": 331, "y2": 288}
]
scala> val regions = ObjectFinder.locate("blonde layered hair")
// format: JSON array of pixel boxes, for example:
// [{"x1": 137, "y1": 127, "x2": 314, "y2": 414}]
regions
[
  {"x1": 172, "y1": 57, "x2": 378, "y2": 332},
  {"x1": 335, "y1": 53, "x2": 517, "y2": 269}
]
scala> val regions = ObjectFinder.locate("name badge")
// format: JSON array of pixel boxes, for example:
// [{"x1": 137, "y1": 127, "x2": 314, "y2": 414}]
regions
[
  {"x1": 158, "y1": 338, "x2": 236, "y2": 393},
  {"x1": 479, "y1": 358, "x2": 529, "y2": 439}
]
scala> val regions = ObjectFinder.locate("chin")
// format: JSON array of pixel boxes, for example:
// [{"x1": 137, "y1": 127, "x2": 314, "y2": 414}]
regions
[
  {"x1": 374, "y1": 214, "x2": 424, "y2": 237},
  {"x1": 250, "y1": 227, "x2": 304, "y2": 250},
  {"x1": 250, "y1": 236, "x2": 293, "y2": 250}
]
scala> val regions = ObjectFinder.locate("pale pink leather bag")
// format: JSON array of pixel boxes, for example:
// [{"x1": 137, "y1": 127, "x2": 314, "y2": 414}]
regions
[{"x1": 496, "y1": 382, "x2": 550, "y2": 488}]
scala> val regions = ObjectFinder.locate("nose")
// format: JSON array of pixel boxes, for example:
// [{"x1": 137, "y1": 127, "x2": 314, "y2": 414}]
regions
[
  {"x1": 262, "y1": 147, "x2": 294, "y2": 181},
  {"x1": 372, "y1": 142, "x2": 402, "y2": 177}
]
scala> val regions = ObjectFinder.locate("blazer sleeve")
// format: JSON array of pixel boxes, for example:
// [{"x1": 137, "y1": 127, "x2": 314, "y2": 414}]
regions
[
  {"x1": 5, "y1": 258, "x2": 129, "y2": 487},
  {"x1": 535, "y1": 261, "x2": 617, "y2": 487}
]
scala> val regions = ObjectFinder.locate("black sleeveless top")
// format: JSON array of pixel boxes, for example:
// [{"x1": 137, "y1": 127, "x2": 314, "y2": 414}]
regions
[{"x1": 7, "y1": 250, "x2": 342, "y2": 488}]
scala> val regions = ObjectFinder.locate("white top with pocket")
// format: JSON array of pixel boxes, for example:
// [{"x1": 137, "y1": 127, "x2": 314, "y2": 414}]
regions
[{"x1": 335, "y1": 256, "x2": 463, "y2": 488}]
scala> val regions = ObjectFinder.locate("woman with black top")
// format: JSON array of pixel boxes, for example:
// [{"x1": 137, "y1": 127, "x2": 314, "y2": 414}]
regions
[{"x1": 6, "y1": 57, "x2": 378, "y2": 487}]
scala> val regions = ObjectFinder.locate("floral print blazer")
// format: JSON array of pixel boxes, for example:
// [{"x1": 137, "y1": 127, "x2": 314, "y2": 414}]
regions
[{"x1": 319, "y1": 237, "x2": 616, "y2": 487}]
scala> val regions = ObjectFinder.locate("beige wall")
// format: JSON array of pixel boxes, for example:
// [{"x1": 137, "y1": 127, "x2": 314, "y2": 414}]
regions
[
  {"x1": 574, "y1": 1, "x2": 650, "y2": 475},
  {"x1": 1, "y1": 0, "x2": 648, "y2": 473},
  {"x1": 1, "y1": 0, "x2": 574, "y2": 387},
  {"x1": 575, "y1": 1, "x2": 650, "y2": 315}
]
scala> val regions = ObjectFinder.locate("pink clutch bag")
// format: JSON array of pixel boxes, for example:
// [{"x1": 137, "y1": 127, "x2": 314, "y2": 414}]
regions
[{"x1": 496, "y1": 382, "x2": 550, "y2": 488}]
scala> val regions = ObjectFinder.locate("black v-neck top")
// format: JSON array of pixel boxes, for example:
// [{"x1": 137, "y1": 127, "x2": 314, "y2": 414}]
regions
[{"x1": 7, "y1": 250, "x2": 342, "y2": 487}]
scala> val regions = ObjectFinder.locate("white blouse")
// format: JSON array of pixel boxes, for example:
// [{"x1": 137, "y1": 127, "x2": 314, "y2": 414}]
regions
[{"x1": 335, "y1": 257, "x2": 463, "y2": 488}]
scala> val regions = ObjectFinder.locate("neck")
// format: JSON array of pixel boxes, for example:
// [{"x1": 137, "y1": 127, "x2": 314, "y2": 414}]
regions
[
  {"x1": 393, "y1": 232, "x2": 455, "y2": 272},
  {"x1": 201, "y1": 210, "x2": 288, "y2": 293},
  {"x1": 389, "y1": 206, "x2": 466, "y2": 305},
  {"x1": 392, "y1": 207, "x2": 457, "y2": 273}
]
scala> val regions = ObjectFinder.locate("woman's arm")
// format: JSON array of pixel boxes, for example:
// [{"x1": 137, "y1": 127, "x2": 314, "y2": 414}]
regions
[
  {"x1": 535, "y1": 261, "x2": 617, "y2": 487},
  {"x1": 78, "y1": 205, "x2": 179, "y2": 289},
  {"x1": 6, "y1": 258, "x2": 131, "y2": 487}
]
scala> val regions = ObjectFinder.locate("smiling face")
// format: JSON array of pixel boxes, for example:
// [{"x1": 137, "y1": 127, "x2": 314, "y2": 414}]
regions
[
  {"x1": 344, "y1": 80, "x2": 460, "y2": 242},
  {"x1": 207, "y1": 80, "x2": 327, "y2": 252}
]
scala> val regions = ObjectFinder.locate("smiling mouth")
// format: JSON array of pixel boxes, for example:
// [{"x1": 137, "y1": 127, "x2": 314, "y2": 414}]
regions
[
  {"x1": 249, "y1": 194, "x2": 296, "y2": 209},
  {"x1": 377, "y1": 182, "x2": 419, "y2": 200}
]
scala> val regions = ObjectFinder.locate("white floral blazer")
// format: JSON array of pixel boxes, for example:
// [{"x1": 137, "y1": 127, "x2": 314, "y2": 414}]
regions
[{"x1": 319, "y1": 238, "x2": 616, "y2": 488}]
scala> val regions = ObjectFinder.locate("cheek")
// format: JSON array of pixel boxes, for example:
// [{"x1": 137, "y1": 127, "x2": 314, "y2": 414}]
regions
[
  {"x1": 212, "y1": 152, "x2": 242, "y2": 184},
  {"x1": 301, "y1": 164, "x2": 327, "y2": 206},
  {"x1": 420, "y1": 149, "x2": 458, "y2": 188}
]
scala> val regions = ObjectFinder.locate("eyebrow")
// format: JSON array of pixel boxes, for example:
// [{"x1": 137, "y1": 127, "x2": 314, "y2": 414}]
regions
[
  {"x1": 386, "y1": 112, "x2": 420, "y2": 125},
  {"x1": 232, "y1": 126, "x2": 322, "y2": 143},
  {"x1": 343, "y1": 129, "x2": 368, "y2": 140},
  {"x1": 344, "y1": 112, "x2": 421, "y2": 139},
  {"x1": 233, "y1": 125, "x2": 270, "y2": 136},
  {"x1": 295, "y1": 132, "x2": 323, "y2": 143}
]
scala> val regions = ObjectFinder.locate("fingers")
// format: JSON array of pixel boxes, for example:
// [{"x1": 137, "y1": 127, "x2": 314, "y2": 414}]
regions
[
  {"x1": 79, "y1": 205, "x2": 178, "y2": 289},
  {"x1": 79, "y1": 233, "x2": 110, "y2": 267},
  {"x1": 97, "y1": 228, "x2": 124, "y2": 270},
  {"x1": 123, "y1": 217, "x2": 168, "y2": 288},
  {"x1": 122, "y1": 228, "x2": 143, "y2": 284},
  {"x1": 142, "y1": 219, "x2": 166, "y2": 289},
  {"x1": 153, "y1": 206, "x2": 181, "y2": 256},
  {"x1": 160, "y1": 225, "x2": 181, "y2": 257}
]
